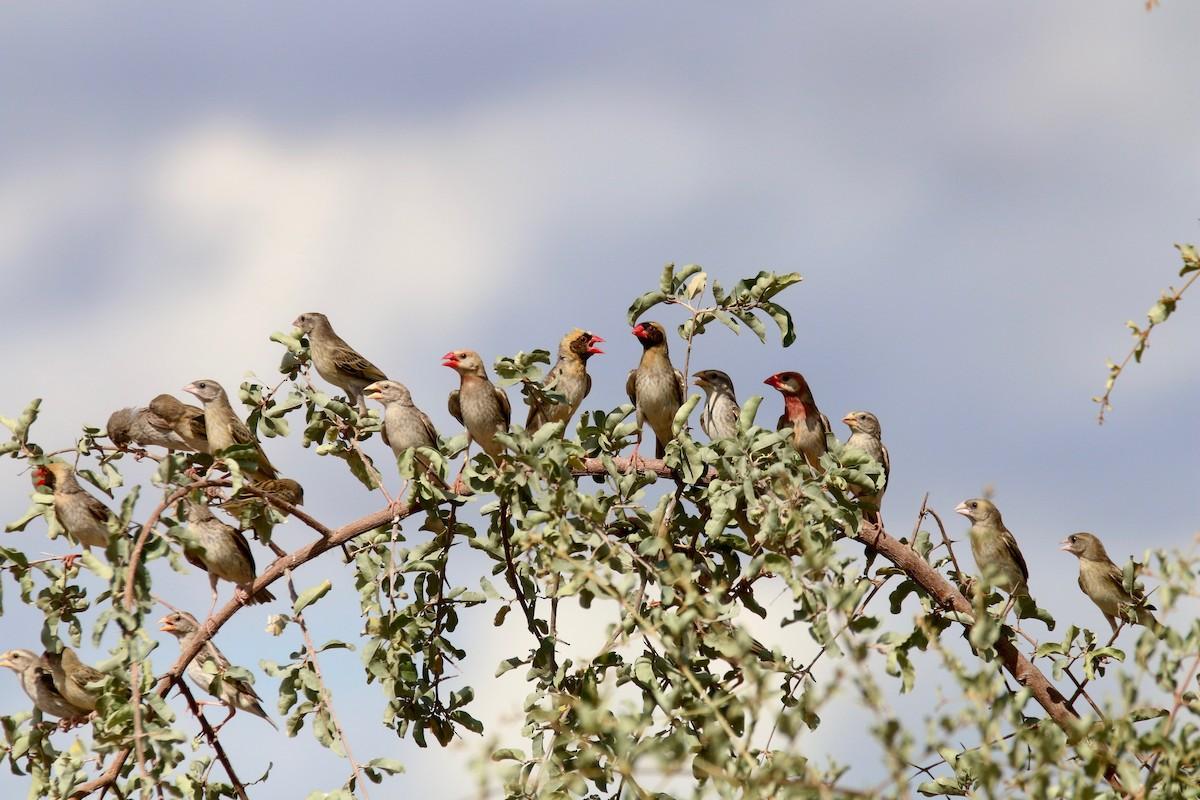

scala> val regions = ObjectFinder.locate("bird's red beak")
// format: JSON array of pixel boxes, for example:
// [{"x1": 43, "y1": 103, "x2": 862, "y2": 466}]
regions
[
  {"x1": 441, "y1": 352, "x2": 460, "y2": 369},
  {"x1": 32, "y1": 468, "x2": 47, "y2": 487},
  {"x1": 763, "y1": 375, "x2": 781, "y2": 389},
  {"x1": 587, "y1": 334, "x2": 605, "y2": 355},
  {"x1": 631, "y1": 324, "x2": 647, "y2": 340}
]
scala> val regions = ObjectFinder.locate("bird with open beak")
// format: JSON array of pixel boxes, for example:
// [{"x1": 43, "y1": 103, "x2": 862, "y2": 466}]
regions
[
  {"x1": 0, "y1": 649, "x2": 89, "y2": 724},
  {"x1": 526, "y1": 329, "x2": 604, "y2": 433},
  {"x1": 693, "y1": 369, "x2": 740, "y2": 441},
  {"x1": 34, "y1": 462, "x2": 115, "y2": 557},
  {"x1": 955, "y1": 498, "x2": 1038, "y2": 625},
  {"x1": 626, "y1": 321, "x2": 686, "y2": 462},
  {"x1": 444, "y1": 350, "x2": 511, "y2": 462},
  {"x1": 1061, "y1": 532, "x2": 1159, "y2": 634},
  {"x1": 182, "y1": 379, "x2": 279, "y2": 481},
  {"x1": 292, "y1": 312, "x2": 388, "y2": 415},
  {"x1": 159, "y1": 611, "x2": 276, "y2": 732},
  {"x1": 764, "y1": 372, "x2": 830, "y2": 470},
  {"x1": 842, "y1": 411, "x2": 890, "y2": 517}
]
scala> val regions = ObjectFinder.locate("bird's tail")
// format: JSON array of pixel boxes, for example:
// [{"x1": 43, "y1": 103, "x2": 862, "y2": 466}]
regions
[{"x1": 248, "y1": 587, "x2": 276, "y2": 605}]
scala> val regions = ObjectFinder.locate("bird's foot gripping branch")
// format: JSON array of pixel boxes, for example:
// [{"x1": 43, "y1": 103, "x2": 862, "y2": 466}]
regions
[{"x1": 0, "y1": 265, "x2": 1197, "y2": 799}]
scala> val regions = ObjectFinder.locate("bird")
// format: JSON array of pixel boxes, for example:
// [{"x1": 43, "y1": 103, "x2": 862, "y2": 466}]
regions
[
  {"x1": 0, "y1": 649, "x2": 89, "y2": 724},
  {"x1": 626, "y1": 321, "x2": 686, "y2": 461},
  {"x1": 525, "y1": 329, "x2": 604, "y2": 433},
  {"x1": 106, "y1": 404, "x2": 192, "y2": 452},
  {"x1": 444, "y1": 350, "x2": 511, "y2": 462},
  {"x1": 955, "y1": 498, "x2": 1035, "y2": 623},
  {"x1": 34, "y1": 462, "x2": 115, "y2": 554},
  {"x1": 147, "y1": 394, "x2": 210, "y2": 453},
  {"x1": 180, "y1": 501, "x2": 275, "y2": 614},
  {"x1": 181, "y1": 379, "x2": 279, "y2": 481},
  {"x1": 158, "y1": 611, "x2": 276, "y2": 732},
  {"x1": 1061, "y1": 532, "x2": 1159, "y2": 634},
  {"x1": 220, "y1": 478, "x2": 305, "y2": 521},
  {"x1": 365, "y1": 380, "x2": 440, "y2": 474},
  {"x1": 841, "y1": 411, "x2": 890, "y2": 516},
  {"x1": 693, "y1": 369, "x2": 741, "y2": 441},
  {"x1": 292, "y1": 312, "x2": 388, "y2": 414},
  {"x1": 44, "y1": 647, "x2": 104, "y2": 713},
  {"x1": 764, "y1": 372, "x2": 830, "y2": 470}
]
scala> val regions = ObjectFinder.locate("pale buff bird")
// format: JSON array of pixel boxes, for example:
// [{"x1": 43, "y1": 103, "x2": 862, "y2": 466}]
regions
[
  {"x1": 626, "y1": 321, "x2": 686, "y2": 460},
  {"x1": 147, "y1": 394, "x2": 210, "y2": 453},
  {"x1": 44, "y1": 647, "x2": 104, "y2": 713},
  {"x1": 693, "y1": 369, "x2": 740, "y2": 441},
  {"x1": 764, "y1": 371, "x2": 830, "y2": 470},
  {"x1": 35, "y1": 462, "x2": 115, "y2": 552},
  {"x1": 1061, "y1": 532, "x2": 1159, "y2": 634},
  {"x1": 842, "y1": 411, "x2": 890, "y2": 515},
  {"x1": 955, "y1": 498, "x2": 1040, "y2": 623},
  {"x1": 181, "y1": 501, "x2": 275, "y2": 613},
  {"x1": 444, "y1": 350, "x2": 511, "y2": 461},
  {"x1": 365, "y1": 380, "x2": 440, "y2": 473},
  {"x1": 293, "y1": 312, "x2": 388, "y2": 414},
  {"x1": 525, "y1": 329, "x2": 604, "y2": 433},
  {"x1": 159, "y1": 611, "x2": 276, "y2": 732},
  {"x1": 106, "y1": 404, "x2": 192, "y2": 451},
  {"x1": 182, "y1": 379, "x2": 279, "y2": 481},
  {"x1": 0, "y1": 649, "x2": 89, "y2": 722}
]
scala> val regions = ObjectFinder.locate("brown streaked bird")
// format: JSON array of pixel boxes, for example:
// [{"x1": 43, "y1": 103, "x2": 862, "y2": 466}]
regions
[
  {"x1": 182, "y1": 379, "x2": 279, "y2": 481},
  {"x1": 35, "y1": 462, "x2": 115, "y2": 553},
  {"x1": 841, "y1": 411, "x2": 890, "y2": 515},
  {"x1": 44, "y1": 647, "x2": 104, "y2": 713},
  {"x1": 444, "y1": 350, "x2": 511, "y2": 461},
  {"x1": 764, "y1": 372, "x2": 830, "y2": 470},
  {"x1": 181, "y1": 501, "x2": 275, "y2": 614},
  {"x1": 693, "y1": 369, "x2": 741, "y2": 441},
  {"x1": 626, "y1": 321, "x2": 686, "y2": 461},
  {"x1": 220, "y1": 477, "x2": 305, "y2": 521},
  {"x1": 147, "y1": 394, "x2": 210, "y2": 453},
  {"x1": 106, "y1": 404, "x2": 191, "y2": 451},
  {"x1": 365, "y1": 380, "x2": 440, "y2": 474},
  {"x1": 159, "y1": 611, "x2": 276, "y2": 732},
  {"x1": 1061, "y1": 532, "x2": 1159, "y2": 634},
  {"x1": 955, "y1": 498, "x2": 1038, "y2": 623},
  {"x1": 293, "y1": 312, "x2": 388, "y2": 414},
  {"x1": 0, "y1": 649, "x2": 89, "y2": 723},
  {"x1": 525, "y1": 329, "x2": 604, "y2": 433}
]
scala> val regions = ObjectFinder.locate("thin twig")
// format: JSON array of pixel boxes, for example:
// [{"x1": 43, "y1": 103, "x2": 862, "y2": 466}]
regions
[{"x1": 175, "y1": 681, "x2": 250, "y2": 800}]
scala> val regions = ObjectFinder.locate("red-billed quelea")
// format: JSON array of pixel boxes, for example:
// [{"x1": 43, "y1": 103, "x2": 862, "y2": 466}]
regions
[
  {"x1": 35, "y1": 462, "x2": 115, "y2": 553},
  {"x1": 764, "y1": 372, "x2": 830, "y2": 470},
  {"x1": 0, "y1": 649, "x2": 88, "y2": 724},
  {"x1": 293, "y1": 312, "x2": 388, "y2": 414},
  {"x1": 147, "y1": 394, "x2": 210, "y2": 453},
  {"x1": 526, "y1": 329, "x2": 604, "y2": 433},
  {"x1": 626, "y1": 321, "x2": 686, "y2": 461},
  {"x1": 106, "y1": 403, "x2": 191, "y2": 452},
  {"x1": 842, "y1": 411, "x2": 890, "y2": 516},
  {"x1": 1061, "y1": 532, "x2": 1160, "y2": 634},
  {"x1": 693, "y1": 369, "x2": 741, "y2": 441},
  {"x1": 444, "y1": 350, "x2": 511, "y2": 461},
  {"x1": 158, "y1": 611, "x2": 276, "y2": 732},
  {"x1": 182, "y1": 379, "x2": 279, "y2": 481},
  {"x1": 181, "y1": 501, "x2": 275, "y2": 613}
]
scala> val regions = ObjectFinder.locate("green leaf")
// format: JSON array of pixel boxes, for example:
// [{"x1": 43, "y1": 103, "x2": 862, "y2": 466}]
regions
[{"x1": 293, "y1": 580, "x2": 332, "y2": 614}]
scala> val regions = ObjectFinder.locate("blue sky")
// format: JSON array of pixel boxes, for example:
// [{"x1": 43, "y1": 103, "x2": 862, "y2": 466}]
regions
[{"x1": 2, "y1": 2, "x2": 1199, "y2": 796}]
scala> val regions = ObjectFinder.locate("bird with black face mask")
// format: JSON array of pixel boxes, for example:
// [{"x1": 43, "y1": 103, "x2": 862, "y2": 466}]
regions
[
  {"x1": 526, "y1": 329, "x2": 604, "y2": 434},
  {"x1": 1061, "y1": 532, "x2": 1159, "y2": 634},
  {"x1": 292, "y1": 312, "x2": 388, "y2": 414},
  {"x1": 626, "y1": 321, "x2": 686, "y2": 462}
]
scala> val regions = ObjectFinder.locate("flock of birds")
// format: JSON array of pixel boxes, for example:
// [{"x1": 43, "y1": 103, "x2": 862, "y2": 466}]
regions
[{"x1": 0, "y1": 312, "x2": 1159, "y2": 734}]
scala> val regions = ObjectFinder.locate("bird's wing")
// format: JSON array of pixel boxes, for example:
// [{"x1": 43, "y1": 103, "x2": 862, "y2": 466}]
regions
[
  {"x1": 583, "y1": 372, "x2": 592, "y2": 401},
  {"x1": 331, "y1": 346, "x2": 387, "y2": 383},
  {"x1": 495, "y1": 384, "x2": 512, "y2": 428},
  {"x1": 881, "y1": 443, "x2": 891, "y2": 482},
  {"x1": 201, "y1": 640, "x2": 232, "y2": 672},
  {"x1": 447, "y1": 390, "x2": 463, "y2": 425},
  {"x1": 718, "y1": 396, "x2": 740, "y2": 431},
  {"x1": 672, "y1": 369, "x2": 686, "y2": 407},
  {"x1": 625, "y1": 369, "x2": 638, "y2": 405},
  {"x1": 819, "y1": 412, "x2": 833, "y2": 441},
  {"x1": 1001, "y1": 528, "x2": 1030, "y2": 583},
  {"x1": 231, "y1": 529, "x2": 256, "y2": 572},
  {"x1": 776, "y1": 413, "x2": 789, "y2": 432},
  {"x1": 184, "y1": 409, "x2": 209, "y2": 443},
  {"x1": 418, "y1": 409, "x2": 440, "y2": 445},
  {"x1": 379, "y1": 420, "x2": 390, "y2": 449},
  {"x1": 80, "y1": 492, "x2": 112, "y2": 525}
]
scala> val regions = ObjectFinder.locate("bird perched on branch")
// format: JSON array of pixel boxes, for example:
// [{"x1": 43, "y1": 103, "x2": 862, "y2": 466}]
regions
[
  {"x1": 147, "y1": 394, "x2": 210, "y2": 453},
  {"x1": 693, "y1": 369, "x2": 740, "y2": 441},
  {"x1": 34, "y1": 462, "x2": 115, "y2": 555},
  {"x1": 220, "y1": 477, "x2": 305, "y2": 521},
  {"x1": 159, "y1": 611, "x2": 276, "y2": 732},
  {"x1": 627, "y1": 321, "x2": 686, "y2": 461},
  {"x1": 526, "y1": 329, "x2": 604, "y2": 433},
  {"x1": 182, "y1": 379, "x2": 279, "y2": 481},
  {"x1": 955, "y1": 498, "x2": 1036, "y2": 623},
  {"x1": 764, "y1": 372, "x2": 830, "y2": 470},
  {"x1": 444, "y1": 350, "x2": 510, "y2": 462},
  {"x1": 1061, "y1": 532, "x2": 1159, "y2": 634},
  {"x1": 181, "y1": 501, "x2": 275, "y2": 614},
  {"x1": 44, "y1": 647, "x2": 104, "y2": 714},
  {"x1": 366, "y1": 380, "x2": 440, "y2": 474},
  {"x1": 293, "y1": 312, "x2": 388, "y2": 414},
  {"x1": 842, "y1": 411, "x2": 890, "y2": 517},
  {"x1": 0, "y1": 649, "x2": 89, "y2": 724},
  {"x1": 106, "y1": 402, "x2": 193, "y2": 452}
]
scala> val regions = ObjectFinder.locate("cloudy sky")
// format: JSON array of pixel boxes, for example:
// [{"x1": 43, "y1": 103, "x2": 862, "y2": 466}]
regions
[{"x1": 2, "y1": 2, "x2": 1198, "y2": 796}]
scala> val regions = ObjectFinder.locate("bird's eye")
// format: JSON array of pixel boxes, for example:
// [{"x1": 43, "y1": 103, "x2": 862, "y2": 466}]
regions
[{"x1": 969, "y1": 502, "x2": 978, "y2": 509}]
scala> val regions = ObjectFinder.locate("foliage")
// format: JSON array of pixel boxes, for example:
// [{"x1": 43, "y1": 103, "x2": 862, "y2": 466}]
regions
[{"x1": 0, "y1": 267, "x2": 1197, "y2": 800}]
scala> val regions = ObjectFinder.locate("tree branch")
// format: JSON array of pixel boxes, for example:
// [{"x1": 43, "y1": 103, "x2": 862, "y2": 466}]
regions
[{"x1": 175, "y1": 680, "x2": 250, "y2": 800}]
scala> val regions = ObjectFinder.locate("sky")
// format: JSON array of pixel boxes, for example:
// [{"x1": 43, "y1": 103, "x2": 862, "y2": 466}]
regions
[{"x1": 1, "y1": 2, "x2": 1199, "y2": 797}]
